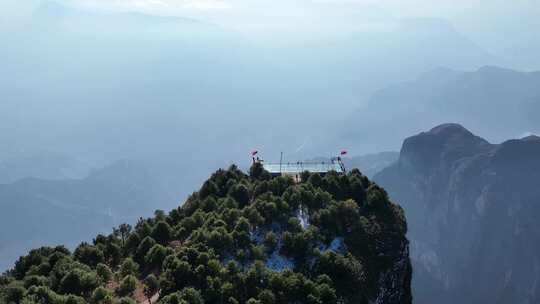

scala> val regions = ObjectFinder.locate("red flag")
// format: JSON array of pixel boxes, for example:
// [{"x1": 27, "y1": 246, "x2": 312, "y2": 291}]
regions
[
  {"x1": 251, "y1": 150, "x2": 258, "y2": 156},
  {"x1": 340, "y1": 150, "x2": 347, "y2": 155}
]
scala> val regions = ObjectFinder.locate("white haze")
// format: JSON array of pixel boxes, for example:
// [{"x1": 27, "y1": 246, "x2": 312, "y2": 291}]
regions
[
  {"x1": 57, "y1": 0, "x2": 540, "y2": 70},
  {"x1": 1, "y1": 0, "x2": 538, "y2": 172}
]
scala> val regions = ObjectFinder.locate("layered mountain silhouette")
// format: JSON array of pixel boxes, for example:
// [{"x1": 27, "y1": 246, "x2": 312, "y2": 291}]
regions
[
  {"x1": 0, "y1": 2, "x2": 499, "y2": 167},
  {"x1": 0, "y1": 152, "x2": 91, "y2": 184},
  {"x1": 311, "y1": 152, "x2": 399, "y2": 178},
  {"x1": 0, "y1": 160, "x2": 197, "y2": 271},
  {"x1": 344, "y1": 152, "x2": 399, "y2": 178},
  {"x1": 375, "y1": 123, "x2": 540, "y2": 304},
  {"x1": 343, "y1": 66, "x2": 540, "y2": 153}
]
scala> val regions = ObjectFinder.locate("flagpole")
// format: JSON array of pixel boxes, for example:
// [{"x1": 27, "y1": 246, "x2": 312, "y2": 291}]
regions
[{"x1": 280, "y1": 152, "x2": 283, "y2": 175}]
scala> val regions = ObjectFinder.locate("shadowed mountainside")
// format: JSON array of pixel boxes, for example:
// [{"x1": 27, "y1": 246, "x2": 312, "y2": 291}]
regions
[{"x1": 375, "y1": 123, "x2": 540, "y2": 304}]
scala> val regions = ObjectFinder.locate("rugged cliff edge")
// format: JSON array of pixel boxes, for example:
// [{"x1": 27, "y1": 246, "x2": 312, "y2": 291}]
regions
[
  {"x1": 375, "y1": 123, "x2": 540, "y2": 304},
  {"x1": 1, "y1": 164, "x2": 411, "y2": 304}
]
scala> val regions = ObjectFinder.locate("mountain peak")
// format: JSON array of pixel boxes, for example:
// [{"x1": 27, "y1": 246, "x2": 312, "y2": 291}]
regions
[
  {"x1": 374, "y1": 125, "x2": 540, "y2": 304},
  {"x1": 399, "y1": 124, "x2": 492, "y2": 174},
  {"x1": 521, "y1": 135, "x2": 540, "y2": 142},
  {"x1": 2, "y1": 164, "x2": 412, "y2": 304},
  {"x1": 428, "y1": 123, "x2": 469, "y2": 135},
  {"x1": 417, "y1": 123, "x2": 488, "y2": 146},
  {"x1": 477, "y1": 65, "x2": 516, "y2": 74}
]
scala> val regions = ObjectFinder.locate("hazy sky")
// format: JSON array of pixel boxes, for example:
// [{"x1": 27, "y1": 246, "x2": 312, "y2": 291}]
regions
[
  {"x1": 58, "y1": 0, "x2": 539, "y2": 21},
  {"x1": 4, "y1": 0, "x2": 532, "y2": 24},
  {"x1": 4, "y1": 0, "x2": 539, "y2": 38},
  {"x1": 0, "y1": 0, "x2": 539, "y2": 161},
  {"x1": 0, "y1": 0, "x2": 527, "y2": 70}
]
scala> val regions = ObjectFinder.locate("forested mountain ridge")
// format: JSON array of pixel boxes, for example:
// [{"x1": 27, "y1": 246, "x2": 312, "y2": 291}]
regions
[
  {"x1": 1, "y1": 163, "x2": 411, "y2": 304},
  {"x1": 375, "y1": 123, "x2": 540, "y2": 304}
]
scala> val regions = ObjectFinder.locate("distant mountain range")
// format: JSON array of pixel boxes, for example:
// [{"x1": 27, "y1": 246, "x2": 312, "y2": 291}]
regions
[
  {"x1": 0, "y1": 152, "x2": 92, "y2": 184},
  {"x1": 342, "y1": 66, "x2": 540, "y2": 153},
  {"x1": 310, "y1": 151, "x2": 399, "y2": 178},
  {"x1": 0, "y1": 2, "x2": 501, "y2": 165},
  {"x1": 375, "y1": 123, "x2": 540, "y2": 304},
  {"x1": 343, "y1": 152, "x2": 399, "y2": 178},
  {"x1": 0, "y1": 160, "x2": 198, "y2": 271}
]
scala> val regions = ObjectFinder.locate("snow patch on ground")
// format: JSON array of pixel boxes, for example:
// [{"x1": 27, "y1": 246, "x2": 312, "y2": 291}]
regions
[
  {"x1": 250, "y1": 230, "x2": 265, "y2": 245},
  {"x1": 297, "y1": 208, "x2": 310, "y2": 230},
  {"x1": 266, "y1": 251, "x2": 295, "y2": 271},
  {"x1": 329, "y1": 237, "x2": 345, "y2": 251},
  {"x1": 318, "y1": 237, "x2": 346, "y2": 253}
]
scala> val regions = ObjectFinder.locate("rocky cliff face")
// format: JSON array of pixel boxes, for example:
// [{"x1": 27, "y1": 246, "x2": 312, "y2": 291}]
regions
[
  {"x1": 373, "y1": 240, "x2": 412, "y2": 304},
  {"x1": 375, "y1": 123, "x2": 540, "y2": 304}
]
